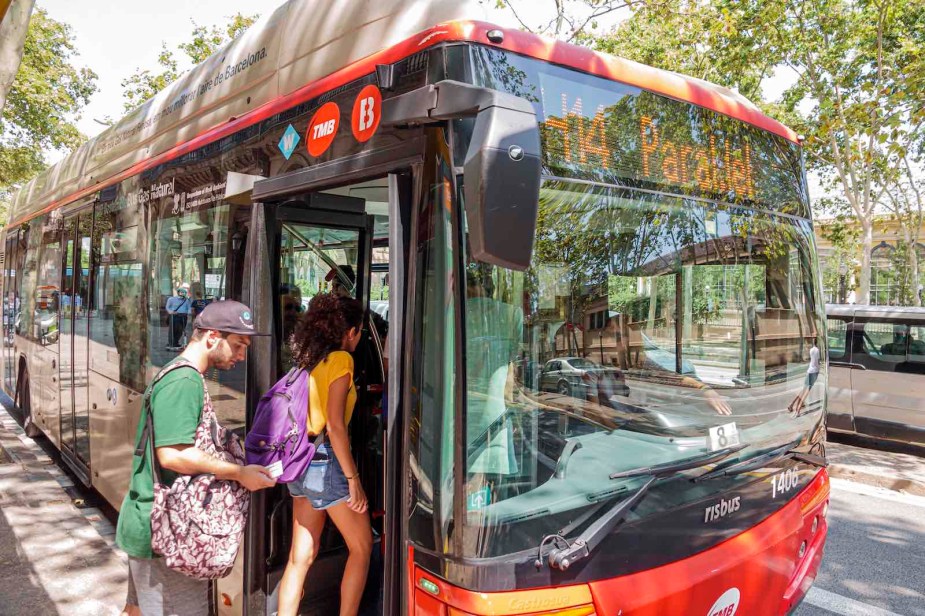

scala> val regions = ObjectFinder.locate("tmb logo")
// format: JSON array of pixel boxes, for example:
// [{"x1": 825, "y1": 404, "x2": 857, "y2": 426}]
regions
[
  {"x1": 306, "y1": 102, "x2": 340, "y2": 157},
  {"x1": 706, "y1": 588, "x2": 740, "y2": 616},
  {"x1": 704, "y1": 496, "x2": 741, "y2": 523}
]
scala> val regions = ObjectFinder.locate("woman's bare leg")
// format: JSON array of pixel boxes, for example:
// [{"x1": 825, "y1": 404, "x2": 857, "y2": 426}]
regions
[
  {"x1": 277, "y1": 497, "x2": 327, "y2": 616},
  {"x1": 326, "y1": 502, "x2": 373, "y2": 616}
]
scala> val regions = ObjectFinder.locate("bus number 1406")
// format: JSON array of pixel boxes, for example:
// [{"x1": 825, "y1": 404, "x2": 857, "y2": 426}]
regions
[{"x1": 771, "y1": 467, "x2": 799, "y2": 499}]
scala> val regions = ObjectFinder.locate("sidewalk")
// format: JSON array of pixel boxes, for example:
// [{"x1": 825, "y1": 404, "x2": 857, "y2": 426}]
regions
[
  {"x1": 826, "y1": 437, "x2": 925, "y2": 497},
  {"x1": 0, "y1": 401, "x2": 126, "y2": 615}
]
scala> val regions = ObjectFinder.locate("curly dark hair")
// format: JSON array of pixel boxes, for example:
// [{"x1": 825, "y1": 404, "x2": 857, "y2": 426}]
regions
[{"x1": 290, "y1": 293, "x2": 364, "y2": 371}]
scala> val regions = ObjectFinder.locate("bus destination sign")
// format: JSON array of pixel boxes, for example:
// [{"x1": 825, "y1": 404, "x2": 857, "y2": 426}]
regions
[{"x1": 538, "y1": 72, "x2": 791, "y2": 206}]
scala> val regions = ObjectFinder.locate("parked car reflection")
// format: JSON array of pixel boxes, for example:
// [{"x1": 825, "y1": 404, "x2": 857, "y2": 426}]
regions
[{"x1": 538, "y1": 356, "x2": 629, "y2": 400}]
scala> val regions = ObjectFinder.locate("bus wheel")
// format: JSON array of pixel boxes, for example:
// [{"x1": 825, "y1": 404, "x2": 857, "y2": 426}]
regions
[{"x1": 19, "y1": 371, "x2": 40, "y2": 438}]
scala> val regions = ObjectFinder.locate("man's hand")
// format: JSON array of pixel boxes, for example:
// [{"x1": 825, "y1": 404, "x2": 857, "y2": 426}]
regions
[
  {"x1": 157, "y1": 446, "x2": 276, "y2": 491},
  {"x1": 235, "y1": 464, "x2": 277, "y2": 491}
]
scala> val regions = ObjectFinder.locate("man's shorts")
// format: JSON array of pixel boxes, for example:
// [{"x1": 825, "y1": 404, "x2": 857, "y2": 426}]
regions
[
  {"x1": 126, "y1": 555, "x2": 208, "y2": 616},
  {"x1": 287, "y1": 443, "x2": 351, "y2": 510}
]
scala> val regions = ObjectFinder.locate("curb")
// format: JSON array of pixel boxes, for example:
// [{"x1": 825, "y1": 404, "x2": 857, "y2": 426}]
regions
[{"x1": 826, "y1": 463, "x2": 925, "y2": 498}]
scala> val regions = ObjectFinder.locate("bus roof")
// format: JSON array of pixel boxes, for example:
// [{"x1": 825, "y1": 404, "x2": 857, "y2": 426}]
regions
[{"x1": 7, "y1": 0, "x2": 799, "y2": 228}]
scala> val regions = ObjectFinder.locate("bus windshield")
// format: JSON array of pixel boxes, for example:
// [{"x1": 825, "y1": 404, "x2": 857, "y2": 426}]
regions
[
  {"x1": 460, "y1": 179, "x2": 825, "y2": 558},
  {"x1": 454, "y1": 47, "x2": 825, "y2": 560}
]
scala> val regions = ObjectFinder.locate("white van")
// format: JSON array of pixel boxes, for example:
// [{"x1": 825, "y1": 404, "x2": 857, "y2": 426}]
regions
[{"x1": 826, "y1": 304, "x2": 925, "y2": 445}]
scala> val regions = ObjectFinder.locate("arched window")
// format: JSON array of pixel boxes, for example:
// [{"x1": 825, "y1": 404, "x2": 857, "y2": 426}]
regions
[{"x1": 870, "y1": 242, "x2": 896, "y2": 305}]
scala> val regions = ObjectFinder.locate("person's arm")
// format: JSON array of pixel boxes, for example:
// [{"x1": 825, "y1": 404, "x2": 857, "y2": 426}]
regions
[
  {"x1": 156, "y1": 445, "x2": 275, "y2": 491},
  {"x1": 149, "y1": 374, "x2": 275, "y2": 491},
  {"x1": 326, "y1": 374, "x2": 367, "y2": 513},
  {"x1": 680, "y1": 375, "x2": 732, "y2": 415}
]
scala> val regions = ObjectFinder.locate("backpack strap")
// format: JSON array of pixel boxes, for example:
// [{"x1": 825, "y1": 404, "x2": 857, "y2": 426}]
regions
[
  {"x1": 134, "y1": 359, "x2": 201, "y2": 485},
  {"x1": 293, "y1": 367, "x2": 326, "y2": 450}
]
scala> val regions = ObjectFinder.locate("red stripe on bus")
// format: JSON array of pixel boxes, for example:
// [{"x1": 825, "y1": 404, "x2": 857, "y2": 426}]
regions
[{"x1": 9, "y1": 20, "x2": 797, "y2": 228}]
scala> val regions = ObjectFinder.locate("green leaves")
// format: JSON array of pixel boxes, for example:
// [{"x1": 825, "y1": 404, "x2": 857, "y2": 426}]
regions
[
  {"x1": 562, "y1": 0, "x2": 925, "y2": 304},
  {"x1": 0, "y1": 8, "x2": 97, "y2": 212},
  {"x1": 120, "y1": 13, "x2": 258, "y2": 112}
]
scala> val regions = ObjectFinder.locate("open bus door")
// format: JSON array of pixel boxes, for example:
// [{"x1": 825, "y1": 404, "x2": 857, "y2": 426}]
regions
[{"x1": 234, "y1": 163, "x2": 416, "y2": 616}]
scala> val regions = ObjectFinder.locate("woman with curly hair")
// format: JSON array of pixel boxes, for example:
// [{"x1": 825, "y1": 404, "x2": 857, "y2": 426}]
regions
[{"x1": 278, "y1": 293, "x2": 372, "y2": 616}]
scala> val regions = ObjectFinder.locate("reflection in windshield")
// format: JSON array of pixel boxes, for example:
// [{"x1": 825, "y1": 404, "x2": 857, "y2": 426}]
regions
[{"x1": 462, "y1": 179, "x2": 825, "y2": 557}]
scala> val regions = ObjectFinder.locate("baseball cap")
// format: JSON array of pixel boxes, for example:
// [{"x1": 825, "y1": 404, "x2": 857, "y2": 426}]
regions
[
  {"x1": 325, "y1": 265, "x2": 356, "y2": 284},
  {"x1": 192, "y1": 300, "x2": 269, "y2": 336}
]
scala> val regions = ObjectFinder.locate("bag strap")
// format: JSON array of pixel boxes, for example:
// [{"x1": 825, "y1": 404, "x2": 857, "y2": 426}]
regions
[
  {"x1": 135, "y1": 359, "x2": 200, "y2": 485},
  {"x1": 297, "y1": 368, "x2": 326, "y2": 450}
]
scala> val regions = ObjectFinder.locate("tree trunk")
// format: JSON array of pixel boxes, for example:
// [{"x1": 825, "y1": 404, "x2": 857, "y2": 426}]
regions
[
  {"x1": 911, "y1": 244, "x2": 921, "y2": 307},
  {"x1": 0, "y1": 0, "x2": 36, "y2": 117},
  {"x1": 858, "y1": 222, "x2": 873, "y2": 305}
]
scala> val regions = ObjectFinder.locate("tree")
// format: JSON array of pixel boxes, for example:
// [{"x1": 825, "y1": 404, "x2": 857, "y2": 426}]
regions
[
  {"x1": 0, "y1": 8, "x2": 97, "y2": 221},
  {"x1": 769, "y1": 0, "x2": 925, "y2": 305},
  {"x1": 588, "y1": 0, "x2": 925, "y2": 305},
  {"x1": 881, "y1": 157, "x2": 925, "y2": 305},
  {"x1": 484, "y1": 0, "x2": 645, "y2": 42},
  {"x1": 816, "y1": 204, "x2": 862, "y2": 303},
  {"x1": 121, "y1": 13, "x2": 258, "y2": 111},
  {"x1": 0, "y1": 0, "x2": 36, "y2": 117}
]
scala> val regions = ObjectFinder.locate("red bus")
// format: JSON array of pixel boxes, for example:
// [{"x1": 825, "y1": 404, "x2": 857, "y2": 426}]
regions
[{"x1": 0, "y1": 1, "x2": 829, "y2": 614}]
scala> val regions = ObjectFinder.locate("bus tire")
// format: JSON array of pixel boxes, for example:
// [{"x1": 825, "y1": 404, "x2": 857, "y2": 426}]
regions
[{"x1": 19, "y1": 369, "x2": 40, "y2": 438}]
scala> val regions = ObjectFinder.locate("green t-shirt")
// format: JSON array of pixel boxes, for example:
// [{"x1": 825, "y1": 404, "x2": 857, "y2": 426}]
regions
[{"x1": 115, "y1": 357, "x2": 204, "y2": 559}]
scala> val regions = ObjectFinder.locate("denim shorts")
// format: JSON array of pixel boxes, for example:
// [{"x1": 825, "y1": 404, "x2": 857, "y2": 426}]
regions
[
  {"x1": 287, "y1": 443, "x2": 350, "y2": 510},
  {"x1": 805, "y1": 371, "x2": 819, "y2": 389}
]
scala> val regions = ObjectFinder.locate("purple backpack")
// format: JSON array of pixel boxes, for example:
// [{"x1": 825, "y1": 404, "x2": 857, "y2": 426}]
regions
[{"x1": 244, "y1": 367, "x2": 321, "y2": 483}]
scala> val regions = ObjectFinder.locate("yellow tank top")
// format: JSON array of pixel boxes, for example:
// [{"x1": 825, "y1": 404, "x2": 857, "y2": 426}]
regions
[{"x1": 306, "y1": 351, "x2": 356, "y2": 435}]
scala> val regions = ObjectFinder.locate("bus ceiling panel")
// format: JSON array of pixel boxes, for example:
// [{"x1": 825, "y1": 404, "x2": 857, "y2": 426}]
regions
[
  {"x1": 252, "y1": 136, "x2": 425, "y2": 203},
  {"x1": 285, "y1": 193, "x2": 366, "y2": 216}
]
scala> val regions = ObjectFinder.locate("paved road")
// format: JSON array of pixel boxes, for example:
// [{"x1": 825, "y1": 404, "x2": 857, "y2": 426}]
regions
[{"x1": 795, "y1": 478, "x2": 925, "y2": 616}]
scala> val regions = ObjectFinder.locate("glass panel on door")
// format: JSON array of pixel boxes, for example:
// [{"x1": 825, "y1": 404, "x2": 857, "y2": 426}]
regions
[
  {"x1": 4, "y1": 232, "x2": 18, "y2": 391},
  {"x1": 60, "y1": 213, "x2": 92, "y2": 467},
  {"x1": 59, "y1": 219, "x2": 75, "y2": 454},
  {"x1": 74, "y1": 215, "x2": 92, "y2": 463},
  {"x1": 278, "y1": 223, "x2": 360, "y2": 373}
]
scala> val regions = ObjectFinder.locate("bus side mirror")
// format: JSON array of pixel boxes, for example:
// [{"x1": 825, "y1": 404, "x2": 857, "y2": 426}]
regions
[
  {"x1": 383, "y1": 81, "x2": 541, "y2": 271},
  {"x1": 463, "y1": 101, "x2": 541, "y2": 271}
]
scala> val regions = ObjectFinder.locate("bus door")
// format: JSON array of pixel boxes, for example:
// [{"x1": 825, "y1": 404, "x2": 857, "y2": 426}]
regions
[
  {"x1": 58, "y1": 210, "x2": 93, "y2": 482},
  {"x1": 4, "y1": 229, "x2": 20, "y2": 392},
  {"x1": 263, "y1": 190, "x2": 383, "y2": 615}
]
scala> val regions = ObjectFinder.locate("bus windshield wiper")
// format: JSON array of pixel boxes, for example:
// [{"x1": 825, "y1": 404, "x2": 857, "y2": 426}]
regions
[
  {"x1": 608, "y1": 443, "x2": 749, "y2": 480},
  {"x1": 694, "y1": 440, "x2": 827, "y2": 482},
  {"x1": 537, "y1": 444, "x2": 747, "y2": 571}
]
